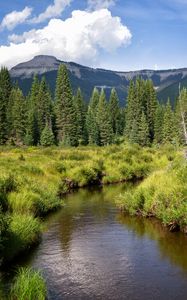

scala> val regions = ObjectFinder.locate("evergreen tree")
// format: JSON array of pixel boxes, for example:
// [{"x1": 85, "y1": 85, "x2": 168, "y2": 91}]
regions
[
  {"x1": 96, "y1": 89, "x2": 113, "y2": 145},
  {"x1": 37, "y1": 77, "x2": 53, "y2": 135},
  {"x1": 0, "y1": 88, "x2": 7, "y2": 145},
  {"x1": 9, "y1": 87, "x2": 26, "y2": 144},
  {"x1": 125, "y1": 80, "x2": 142, "y2": 143},
  {"x1": 138, "y1": 111, "x2": 150, "y2": 146},
  {"x1": 40, "y1": 123, "x2": 55, "y2": 146},
  {"x1": 0, "y1": 68, "x2": 12, "y2": 144},
  {"x1": 154, "y1": 104, "x2": 164, "y2": 144},
  {"x1": 24, "y1": 110, "x2": 39, "y2": 146},
  {"x1": 74, "y1": 88, "x2": 87, "y2": 145},
  {"x1": 26, "y1": 75, "x2": 40, "y2": 145},
  {"x1": 55, "y1": 65, "x2": 77, "y2": 146},
  {"x1": 162, "y1": 99, "x2": 175, "y2": 144},
  {"x1": 86, "y1": 87, "x2": 100, "y2": 145},
  {"x1": 108, "y1": 88, "x2": 121, "y2": 135},
  {"x1": 144, "y1": 80, "x2": 158, "y2": 141}
]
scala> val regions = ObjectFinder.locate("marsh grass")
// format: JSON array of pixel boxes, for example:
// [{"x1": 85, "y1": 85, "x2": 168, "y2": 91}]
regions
[
  {"x1": 117, "y1": 154, "x2": 187, "y2": 232},
  {"x1": 0, "y1": 143, "x2": 178, "y2": 263},
  {"x1": 10, "y1": 267, "x2": 47, "y2": 300}
]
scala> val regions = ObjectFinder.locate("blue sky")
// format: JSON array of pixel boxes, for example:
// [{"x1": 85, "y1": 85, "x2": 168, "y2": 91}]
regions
[{"x1": 0, "y1": 0, "x2": 186, "y2": 71}]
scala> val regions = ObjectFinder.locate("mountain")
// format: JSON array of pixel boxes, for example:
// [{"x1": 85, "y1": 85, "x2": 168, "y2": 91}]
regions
[{"x1": 10, "y1": 55, "x2": 187, "y2": 106}]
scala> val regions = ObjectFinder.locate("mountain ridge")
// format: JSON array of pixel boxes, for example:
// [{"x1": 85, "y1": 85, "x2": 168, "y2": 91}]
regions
[{"x1": 10, "y1": 55, "x2": 187, "y2": 105}]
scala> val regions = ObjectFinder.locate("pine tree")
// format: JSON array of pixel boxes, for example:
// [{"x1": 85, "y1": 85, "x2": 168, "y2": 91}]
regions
[
  {"x1": 55, "y1": 65, "x2": 78, "y2": 146},
  {"x1": 86, "y1": 87, "x2": 100, "y2": 145},
  {"x1": 24, "y1": 110, "x2": 39, "y2": 146},
  {"x1": 162, "y1": 99, "x2": 175, "y2": 144},
  {"x1": 108, "y1": 88, "x2": 121, "y2": 135},
  {"x1": 0, "y1": 68, "x2": 12, "y2": 144},
  {"x1": 74, "y1": 88, "x2": 87, "y2": 145},
  {"x1": 138, "y1": 111, "x2": 150, "y2": 146},
  {"x1": 96, "y1": 89, "x2": 113, "y2": 145},
  {"x1": 125, "y1": 80, "x2": 142, "y2": 143},
  {"x1": 0, "y1": 88, "x2": 7, "y2": 145},
  {"x1": 9, "y1": 87, "x2": 26, "y2": 145},
  {"x1": 37, "y1": 77, "x2": 53, "y2": 136},
  {"x1": 144, "y1": 80, "x2": 158, "y2": 141},
  {"x1": 40, "y1": 123, "x2": 55, "y2": 146},
  {"x1": 154, "y1": 104, "x2": 164, "y2": 144},
  {"x1": 26, "y1": 75, "x2": 40, "y2": 145}
]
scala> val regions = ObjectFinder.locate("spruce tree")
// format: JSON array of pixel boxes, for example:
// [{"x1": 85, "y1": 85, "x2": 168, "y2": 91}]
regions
[
  {"x1": 37, "y1": 77, "x2": 53, "y2": 136},
  {"x1": 0, "y1": 68, "x2": 12, "y2": 144},
  {"x1": 144, "y1": 80, "x2": 158, "y2": 141},
  {"x1": 96, "y1": 89, "x2": 113, "y2": 145},
  {"x1": 26, "y1": 75, "x2": 40, "y2": 145},
  {"x1": 55, "y1": 65, "x2": 77, "y2": 146},
  {"x1": 154, "y1": 104, "x2": 164, "y2": 144},
  {"x1": 138, "y1": 111, "x2": 150, "y2": 146},
  {"x1": 74, "y1": 88, "x2": 87, "y2": 145},
  {"x1": 0, "y1": 88, "x2": 7, "y2": 145},
  {"x1": 108, "y1": 88, "x2": 121, "y2": 135},
  {"x1": 9, "y1": 87, "x2": 26, "y2": 145},
  {"x1": 86, "y1": 87, "x2": 100, "y2": 145},
  {"x1": 40, "y1": 123, "x2": 55, "y2": 146},
  {"x1": 125, "y1": 80, "x2": 142, "y2": 143},
  {"x1": 162, "y1": 99, "x2": 175, "y2": 144}
]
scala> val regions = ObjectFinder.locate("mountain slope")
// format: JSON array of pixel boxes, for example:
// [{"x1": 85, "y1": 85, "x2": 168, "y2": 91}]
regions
[{"x1": 10, "y1": 55, "x2": 187, "y2": 105}]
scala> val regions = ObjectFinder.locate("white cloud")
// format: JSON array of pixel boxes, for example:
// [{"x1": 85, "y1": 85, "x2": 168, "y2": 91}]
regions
[
  {"x1": 1, "y1": 9, "x2": 132, "y2": 69},
  {"x1": 87, "y1": 0, "x2": 116, "y2": 10},
  {"x1": 30, "y1": 0, "x2": 71, "y2": 24},
  {"x1": 0, "y1": 7, "x2": 32, "y2": 31}
]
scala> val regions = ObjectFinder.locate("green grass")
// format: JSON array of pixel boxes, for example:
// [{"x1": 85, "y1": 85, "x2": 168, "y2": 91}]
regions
[
  {"x1": 0, "y1": 143, "x2": 179, "y2": 264},
  {"x1": 4, "y1": 214, "x2": 41, "y2": 262},
  {"x1": 10, "y1": 267, "x2": 47, "y2": 300},
  {"x1": 116, "y1": 153, "x2": 187, "y2": 232}
]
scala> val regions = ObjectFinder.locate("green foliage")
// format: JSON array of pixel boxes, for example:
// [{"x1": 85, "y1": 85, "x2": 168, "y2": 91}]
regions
[
  {"x1": 55, "y1": 64, "x2": 77, "y2": 146},
  {"x1": 10, "y1": 267, "x2": 47, "y2": 300},
  {"x1": 117, "y1": 153, "x2": 187, "y2": 231},
  {"x1": 74, "y1": 88, "x2": 87, "y2": 145},
  {"x1": 40, "y1": 124, "x2": 55, "y2": 147},
  {"x1": 96, "y1": 89, "x2": 113, "y2": 145},
  {"x1": 4, "y1": 214, "x2": 41, "y2": 261},
  {"x1": 162, "y1": 99, "x2": 175, "y2": 144},
  {"x1": 86, "y1": 87, "x2": 100, "y2": 145}
]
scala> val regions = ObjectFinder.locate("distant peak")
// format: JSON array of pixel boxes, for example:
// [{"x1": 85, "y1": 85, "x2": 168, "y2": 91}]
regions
[{"x1": 33, "y1": 55, "x2": 58, "y2": 61}]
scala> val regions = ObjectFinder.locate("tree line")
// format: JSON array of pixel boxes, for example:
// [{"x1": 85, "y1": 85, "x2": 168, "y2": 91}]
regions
[{"x1": 0, "y1": 64, "x2": 186, "y2": 147}]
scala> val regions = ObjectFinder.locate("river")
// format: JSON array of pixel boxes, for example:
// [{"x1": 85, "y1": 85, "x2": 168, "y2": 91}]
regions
[{"x1": 1, "y1": 183, "x2": 187, "y2": 299}]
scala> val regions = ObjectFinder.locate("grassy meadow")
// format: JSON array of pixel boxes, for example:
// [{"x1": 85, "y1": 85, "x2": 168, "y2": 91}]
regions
[
  {"x1": 0, "y1": 143, "x2": 176, "y2": 264},
  {"x1": 117, "y1": 148, "x2": 187, "y2": 233}
]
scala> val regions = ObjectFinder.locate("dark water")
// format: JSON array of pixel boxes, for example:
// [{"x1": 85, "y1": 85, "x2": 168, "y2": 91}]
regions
[{"x1": 2, "y1": 184, "x2": 187, "y2": 299}]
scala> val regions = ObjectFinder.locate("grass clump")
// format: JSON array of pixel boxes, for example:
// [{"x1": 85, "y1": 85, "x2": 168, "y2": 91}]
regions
[
  {"x1": 117, "y1": 155, "x2": 187, "y2": 232},
  {"x1": 4, "y1": 214, "x2": 41, "y2": 262},
  {"x1": 10, "y1": 267, "x2": 47, "y2": 300}
]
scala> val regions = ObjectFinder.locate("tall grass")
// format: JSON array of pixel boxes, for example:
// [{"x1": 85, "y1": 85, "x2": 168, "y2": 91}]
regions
[
  {"x1": 0, "y1": 143, "x2": 178, "y2": 263},
  {"x1": 117, "y1": 154, "x2": 187, "y2": 232},
  {"x1": 10, "y1": 268, "x2": 47, "y2": 300}
]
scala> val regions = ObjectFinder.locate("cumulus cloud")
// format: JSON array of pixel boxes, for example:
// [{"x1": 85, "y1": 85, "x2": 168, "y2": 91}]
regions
[
  {"x1": 0, "y1": 7, "x2": 32, "y2": 31},
  {"x1": 87, "y1": 0, "x2": 116, "y2": 10},
  {"x1": 1, "y1": 9, "x2": 132, "y2": 69},
  {"x1": 30, "y1": 0, "x2": 72, "y2": 24}
]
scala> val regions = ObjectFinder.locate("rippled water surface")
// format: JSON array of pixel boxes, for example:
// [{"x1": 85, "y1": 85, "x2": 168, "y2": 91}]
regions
[{"x1": 2, "y1": 184, "x2": 187, "y2": 299}]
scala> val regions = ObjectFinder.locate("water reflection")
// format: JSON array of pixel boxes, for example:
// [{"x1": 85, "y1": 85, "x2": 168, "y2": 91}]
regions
[
  {"x1": 1, "y1": 183, "x2": 187, "y2": 300},
  {"x1": 117, "y1": 214, "x2": 187, "y2": 272}
]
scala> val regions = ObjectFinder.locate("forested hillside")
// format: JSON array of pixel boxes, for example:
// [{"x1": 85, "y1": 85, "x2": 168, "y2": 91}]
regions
[{"x1": 1, "y1": 64, "x2": 187, "y2": 147}]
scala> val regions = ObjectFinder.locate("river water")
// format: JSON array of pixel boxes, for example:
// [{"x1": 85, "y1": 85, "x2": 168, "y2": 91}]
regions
[{"x1": 1, "y1": 184, "x2": 187, "y2": 299}]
